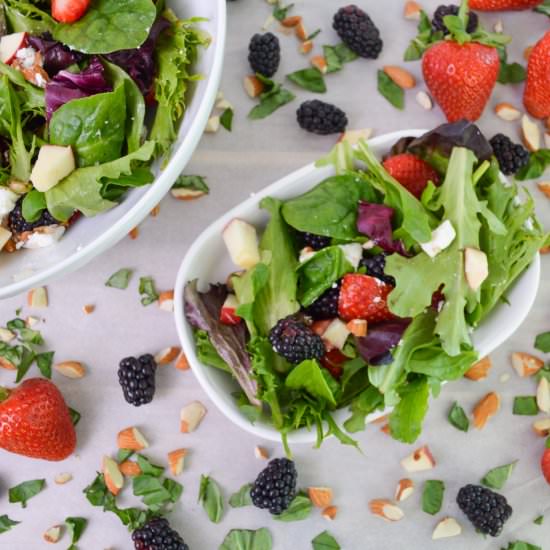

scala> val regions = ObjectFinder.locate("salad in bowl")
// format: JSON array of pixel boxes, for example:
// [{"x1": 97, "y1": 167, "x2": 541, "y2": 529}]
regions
[{"x1": 182, "y1": 121, "x2": 545, "y2": 451}]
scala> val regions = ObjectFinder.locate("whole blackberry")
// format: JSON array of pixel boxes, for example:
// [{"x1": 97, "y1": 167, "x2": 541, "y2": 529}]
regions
[
  {"x1": 302, "y1": 232, "x2": 331, "y2": 250},
  {"x1": 456, "y1": 484, "x2": 513, "y2": 537},
  {"x1": 305, "y1": 283, "x2": 341, "y2": 320},
  {"x1": 296, "y1": 100, "x2": 348, "y2": 135},
  {"x1": 360, "y1": 253, "x2": 395, "y2": 285},
  {"x1": 489, "y1": 134, "x2": 530, "y2": 175},
  {"x1": 333, "y1": 5, "x2": 383, "y2": 59},
  {"x1": 268, "y1": 315, "x2": 325, "y2": 364},
  {"x1": 251, "y1": 458, "x2": 297, "y2": 515},
  {"x1": 432, "y1": 5, "x2": 479, "y2": 34},
  {"x1": 248, "y1": 32, "x2": 280, "y2": 77},
  {"x1": 132, "y1": 517, "x2": 189, "y2": 550},
  {"x1": 118, "y1": 354, "x2": 157, "y2": 406},
  {"x1": 8, "y1": 196, "x2": 60, "y2": 235}
]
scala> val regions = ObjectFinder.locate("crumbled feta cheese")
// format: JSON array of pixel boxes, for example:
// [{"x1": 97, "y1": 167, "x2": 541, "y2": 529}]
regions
[
  {"x1": 34, "y1": 72, "x2": 46, "y2": 88},
  {"x1": 362, "y1": 240, "x2": 376, "y2": 250},
  {"x1": 22, "y1": 226, "x2": 65, "y2": 249},
  {"x1": 523, "y1": 217, "x2": 534, "y2": 232},
  {"x1": 0, "y1": 188, "x2": 19, "y2": 219},
  {"x1": 420, "y1": 220, "x2": 456, "y2": 258},
  {"x1": 16, "y1": 47, "x2": 36, "y2": 69},
  {"x1": 299, "y1": 247, "x2": 316, "y2": 263}
]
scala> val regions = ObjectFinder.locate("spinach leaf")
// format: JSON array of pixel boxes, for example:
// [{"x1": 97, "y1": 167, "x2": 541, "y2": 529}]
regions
[
  {"x1": 9, "y1": 479, "x2": 45, "y2": 508},
  {"x1": 534, "y1": 515, "x2": 544, "y2": 525},
  {"x1": 133, "y1": 474, "x2": 182, "y2": 511},
  {"x1": 287, "y1": 68, "x2": 326, "y2": 93},
  {"x1": 138, "y1": 276, "x2": 159, "y2": 306},
  {"x1": 377, "y1": 70, "x2": 404, "y2": 110},
  {"x1": 513, "y1": 396, "x2": 538, "y2": 415},
  {"x1": 389, "y1": 376, "x2": 430, "y2": 443},
  {"x1": 273, "y1": 3, "x2": 293, "y2": 21},
  {"x1": 285, "y1": 360, "x2": 337, "y2": 406},
  {"x1": 229, "y1": 483, "x2": 252, "y2": 508},
  {"x1": 53, "y1": 0, "x2": 157, "y2": 54},
  {"x1": 535, "y1": 0, "x2": 550, "y2": 16},
  {"x1": 220, "y1": 108, "x2": 234, "y2": 131},
  {"x1": 422, "y1": 480, "x2": 444, "y2": 515},
  {"x1": 21, "y1": 189, "x2": 46, "y2": 223},
  {"x1": 481, "y1": 460, "x2": 517, "y2": 490},
  {"x1": 3, "y1": 0, "x2": 55, "y2": 34},
  {"x1": 105, "y1": 268, "x2": 133, "y2": 289},
  {"x1": 535, "y1": 331, "x2": 550, "y2": 353},
  {"x1": 36, "y1": 351, "x2": 54, "y2": 379},
  {"x1": 274, "y1": 494, "x2": 312, "y2": 522},
  {"x1": 312, "y1": 531, "x2": 340, "y2": 550},
  {"x1": 0, "y1": 515, "x2": 19, "y2": 535},
  {"x1": 220, "y1": 528, "x2": 272, "y2": 550},
  {"x1": 198, "y1": 475, "x2": 224, "y2": 524},
  {"x1": 66, "y1": 517, "x2": 87, "y2": 546},
  {"x1": 448, "y1": 401, "x2": 469, "y2": 431},
  {"x1": 344, "y1": 385, "x2": 384, "y2": 432}
]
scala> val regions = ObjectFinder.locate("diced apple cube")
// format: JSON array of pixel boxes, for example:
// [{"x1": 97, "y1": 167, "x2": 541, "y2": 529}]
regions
[
  {"x1": 222, "y1": 218, "x2": 260, "y2": 269},
  {"x1": 220, "y1": 294, "x2": 241, "y2": 325},
  {"x1": 323, "y1": 318, "x2": 351, "y2": 350},
  {"x1": 0, "y1": 32, "x2": 27, "y2": 64},
  {"x1": 30, "y1": 145, "x2": 75, "y2": 192}
]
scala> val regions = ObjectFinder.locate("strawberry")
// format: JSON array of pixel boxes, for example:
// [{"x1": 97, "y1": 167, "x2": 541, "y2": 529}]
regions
[
  {"x1": 338, "y1": 273, "x2": 395, "y2": 323},
  {"x1": 542, "y1": 446, "x2": 550, "y2": 485},
  {"x1": 382, "y1": 154, "x2": 440, "y2": 199},
  {"x1": 524, "y1": 31, "x2": 550, "y2": 120},
  {"x1": 320, "y1": 348, "x2": 347, "y2": 379},
  {"x1": 423, "y1": 41, "x2": 500, "y2": 122},
  {"x1": 51, "y1": 0, "x2": 90, "y2": 23},
  {"x1": 469, "y1": 0, "x2": 543, "y2": 10},
  {"x1": 0, "y1": 379, "x2": 76, "y2": 461}
]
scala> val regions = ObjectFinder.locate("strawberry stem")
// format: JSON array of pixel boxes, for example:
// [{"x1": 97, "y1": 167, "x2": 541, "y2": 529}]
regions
[{"x1": 0, "y1": 387, "x2": 10, "y2": 402}]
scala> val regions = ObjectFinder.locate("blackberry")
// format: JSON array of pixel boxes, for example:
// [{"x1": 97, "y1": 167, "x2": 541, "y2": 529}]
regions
[
  {"x1": 489, "y1": 133, "x2": 530, "y2": 175},
  {"x1": 456, "y1": 484, "x2": 513, "y2": 537},
  {"x1": 432, "y1": 5, "x2": 479, "y2": 35},
  {"x1": 296, "y1": 100, "x2": 348, "y2": 135},
  {"x1": 301, "y1": 232, "x2": 331, "y2": 250},
  {"x1": 333, "y1": 5, "x2": 383, "y2": 59},
  {"x1": 360, "y1": 253, "x2": 395, "y2": 285},
  {"x1": 8, "y1": 196, "x2": 59, "y2": 235},
  {"x1": 305, "y1": 283, "x2": 341, "y2": 320},
  {"x1": 132, "y1": 517, "x2": 189, "y2": 550},
  {"x1": 251, "y1": 458, "x2": 297, "y2": 515},
  {"x1": 248, "y1": 33, "x2": 280, "y2": 77},
  {"x1": 268, "y1": 315, "x2": 325, "y2": 364},
  {"x1": 118, "y1": 354, "x2": 157, "y2": 406}
]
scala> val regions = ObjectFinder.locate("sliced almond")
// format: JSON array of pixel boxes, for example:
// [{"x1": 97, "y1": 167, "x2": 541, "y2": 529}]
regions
[
  {"x1": 522, "y1": 114, "x2": 541, "y2": 152},
  {"x1": 128, "y1": 227, "x2": 139, "y2": 240},
  {"x1": 545, "y1": 133, "x2": 550, "y2": 149},
  {"x1": 43, "y1": 525, "x2": 62, "y2": 543},
  {"x1": 415, "y1": 90, "x2": 433, "y2": 110},
  {"x1": 383, "y1": 66, "x2": 416, "y2": 89},
  {"x1": 117, "y1": 426, "x2": 149, "y2": 451},
  {"x1": 472, "y1": 392, "x2": 500, "y2": 429},
  {"x1": 540, "y1": 246, "x2": 550, "y2": 254},
  {"x1": 394, "y1": 478, "x2": 414, "y2": 502},
  {"x1": 168, "y1": 448, "x2": 187, "y2": 475},
  {"x1": 27, "y1": 286, "x2": 48, "y2": 308},
  {"x1": 537, "y1": 377, "x2": 550, "y2": 413},
  {"x1": 180, "y1": 401, "x2": 207, "y2": 433},
  {"x1": 464, "y1": 247, "x2": 488, "y2": 291},
  {"x1": 25, "y1": 316, "x2": 39, "y2": 328},
  {"x1": 0, "y1": 327, "x2": 15, "y2": 343},
  {"x1": 155, "y1": 346, "x2": 181, "y2": 365},
  {"x1": 432, "y1": 517, "x2": 462, "y2": 540},
  {"x1": 0, "y1": 227, "x2": 12, "y2": 251},
  {"x1": 308, "y1": 487, "x2": 333, "y2": 508},
  {"x1": 54, "y1": 472, "x2": 73, "y2": 485},
  {"x1": 54, "y1": 361, "x2": 85, "y2": 379},
  {"x1": 171, "y1": 187, "x2": 206, "y2": 201},
  {"x1": 82, "y1": 304, "x2": 95, "y2": 315},
  {"x1": 261, "y1": 14, "x2": 275, "y2": 31},
  {"x1": 119, "y1": 460, "x2": 142, "y2": 477},
  {"x1": 533, "y1": 417, "x2": 550, "y2": 437},
  {"x1": 0, "y1": 356, "x2": 16, "y2": 370},
  {"x1": 103, "y1": 456, "x2": 124, "y2": 496},
  {"x1": 465, "y1": 356, "x2": 492, "y2": 381},
  {"x1": 493, "y1": 19, "x2": 504, "y2": 33},
  {"x1": 511, "y1": 352, "x2": 544, "y2": 377},
  {"x1": 338, "y1": 128, "x2": 373, "y2": 145},
  {"x1": 370, "y1": 413, "x2": 389, "y2": 425},
  {"x1": 150, "y1": 204, "x2": 160, "y2": 217},
  {"x1": 175, "y1": 352, "x2": 190, "y2": 371},
  {"x1": 495, "y1": 102, "x2": 521, "y2": 121},
  {"x1": 524, "y1": 45, "x2": 533, "y2": 60},
  {"x1": 205, "y1": 116, "x2": 220, "y2": 133},
  {"x1": 216, "y1": 98, "x2": 234, "y2": 111},
  {"x1": 322, "y1": 505, "x2": 338, "y2": 520},
  {"x1": 404, "y1": 0, "x2": 422, "y2": 20},
  {"x1": 281, "y1": 15, "x2": 302, "y2": 27},
  {"x1": 369, "y1": 499, "x2": 404, "y2": 522},
  {"x1": 346, "y1": 319, "x2": 367, "y2": 337},
  {"x1": 300, "y1": 40, "x2": 313, "y2": 54},
  {"x1": 254, "y1": 446, "x2": 269, "y2": 460},
  {"x1": 537, "y1": 182, "x2": 550, "y2": 199},
  {"x1": 401, "y1": 445, "x2": 436, "y2": 472},
  {"x1": 158, "y1": 290, "x2": 174, "y2": 312},
  {"x1": 295, "y1": 21, "x2": 308, "y2": 41},
  {"x1": 244, "y1": 75, "x2": 265, "y2": 98},
  {"x1": 310, "y1": 55, "x2": 328, "y2": 74}
]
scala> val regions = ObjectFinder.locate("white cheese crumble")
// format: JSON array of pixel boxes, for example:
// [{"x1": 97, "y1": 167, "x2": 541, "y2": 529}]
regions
[
  {"x1": 420, "y1": 220, "x2": 456, "y2": 258},
  {"x1": 0, "y1": 188, "x2": 19, "y2": 219},
  {"x1": 15, "y1": 47, "x2": 36, "y2": 69},
  {"x1": 22, "y1": 226, "x2": 65, "y2": 249}
]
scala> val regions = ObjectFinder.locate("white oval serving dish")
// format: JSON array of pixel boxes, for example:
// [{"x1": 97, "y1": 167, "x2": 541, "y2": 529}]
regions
[{"x1": 174, "y1": 129, "x2": 541, "y2": 444}]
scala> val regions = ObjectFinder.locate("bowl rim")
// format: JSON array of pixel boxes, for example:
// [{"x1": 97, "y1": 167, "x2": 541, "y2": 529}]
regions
[
  {"x1": 0, "y1": 0, "x2": 227, "y2": 299},
  {"x1": 174, "y1": 129, "x2": 541, "y2": 444}
]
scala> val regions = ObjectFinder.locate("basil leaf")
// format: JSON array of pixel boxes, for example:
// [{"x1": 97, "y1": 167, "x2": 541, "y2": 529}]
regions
[
  {"x1": 248, "y1": 87, "x2": 295, "y2": 120},
  {"x1": 535, "y1": 331, "x2": 550, "y2": 353},
  {"x1": 274, "y1": 494, "x2": 312, "y2": 522},
  {"x1": 132, "y1": 474, "x2": 181, "y2": 511},
  {"x1": 273, "y1": 3, "x2": 293, "y2": 21},
  {"x1": 229, "y1": 483, "x2": 253, "y2": 508},
  {"x1": 534, "y1": 515, "x2": 544, "y2": 525},
  {"x1": 537, "y1": 365, "x2": 550, "y2": 383},
  {"x1": 377, "y1": 70, "x2": 404, "y2": 110},
  {"x1": 19, "y1": 327, "x2": 43, "y2": 345},
  {"x1": 9, "y1": 479, "x2": 46, "y2": 508},
  {"x1": 136, "y1": 455, "x2": 164, "y2": 477},
  {"x1": 481, "y1": 460, "x2": 517, "y2": 490},
  {"x1": 117, "y1": 449, "x2": 134, "y2": 462},
  {"x1": 105, "y1": 268, "x2": 133, "y2": 289},
  {"x1": 220, "y1": 108, "x2": 234, "y2": 132},
  {"x1": 502, "y1": 542, "x2": 542, "y2": 550},
  {"x1": 497, "y1": 51, "x2": 526, "y2": 84},
  {"x1": 173, "y1": 175, "x2": 209, "y2": 193},
  {"x1": 198, "y1": 475, "x2": 224, "y2": 523},
  {"x1": 163, "y1": 478, "x2": 183, "y2": 503},
  {"x1": 448, "y1": 401, "x2": 469, "y2": 432},
  {"x1": 69, "y1": 407, "x2": 81, "y2": 426},
  {"x1": 422, "y1": 480, "x2": 444, "y2": 515},
  {"x1": 516, "y1": 149, "x2": 550, "y2": 181},
  {"x1": 66, "y1": 517, "x2": 87, "y2": 545},
  {"x1": 138, "y1": 276, "x2": 159, "y2": 306},
  {"x1": 513, "y1": 396, "x2": 539, "y2": 415},
  {"x1": 220, "y1": 528, "x2": 272, "y2": 550},
  {"x1": 21, "y1": 189, "x2": 46, "y2": 222},
  {"x1": 312, "y1": 530, "x2": 340, "y2": 550},
  {"x1": 6, "y1": 318, "x2": 25, "y2": 330},
  {"x1": 0, "y1": 515, "x2": 19, "y2": 535},
  {"x1": 15, "y1": 346, "x2": 36, "y2": 383},
  {"x1": 287, "y1": 68, "x2": 327, "y2": 93}
]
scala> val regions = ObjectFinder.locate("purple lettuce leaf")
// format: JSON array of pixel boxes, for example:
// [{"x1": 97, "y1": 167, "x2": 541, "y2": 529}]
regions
[
  {"x1": 105, "y1": 17, "x2": 170, "y2": 95},
  {"x1": 45, "y1": 56, "x2": 111, "y2": 120},
  {"x1": 357, "y1": 201, "x2": 406, "y2": 255},
  {"x1": 27, "y1": 33, "x2": 85, "y2": 77},
  {"x1": 356, "y1": 318, "x2": 412, "y2": 365},
  {"x1": 184, "y1": 279, "x2": 260, "y2": 406}
]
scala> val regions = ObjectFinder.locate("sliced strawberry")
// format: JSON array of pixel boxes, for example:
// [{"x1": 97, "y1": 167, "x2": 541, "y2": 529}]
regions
[
  {"x1": 52, "y1": 0, "x2": 91, "y2": 23},
  {"x1": 338, "y1": 273, "x2": 395, "y2": 323},
  {"x1": 541, "y1": 447, "x2": 550, "y2": 485},
  {"x1": 219, "y1": 295, "x2": 241, "y2": 325},
  {"x1": 382, "y1": 154, "x2": 440, "y2": 199},
  {"x1": 320, "y1": 348, "x2": 347, "y2": 379}
]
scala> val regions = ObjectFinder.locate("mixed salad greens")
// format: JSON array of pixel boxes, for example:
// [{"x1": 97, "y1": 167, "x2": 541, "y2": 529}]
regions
[
  {"x1": 185, "y1": 121, "x2": 547, "y2": 451},
  {"x1": 0, "y1": 0, "x2": 207, "y2": 251}
]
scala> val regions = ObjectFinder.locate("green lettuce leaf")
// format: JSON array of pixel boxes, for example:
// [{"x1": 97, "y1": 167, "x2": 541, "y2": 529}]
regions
[
  {"x1": 3, "y1": 0, "x2": 55, "y2": 34},
  {"x1": 389, "y1": 376, "x2": 430, "y2": 443},
  {"x1": 285, "y1": 360, "x2": 337, "y2": 406}
]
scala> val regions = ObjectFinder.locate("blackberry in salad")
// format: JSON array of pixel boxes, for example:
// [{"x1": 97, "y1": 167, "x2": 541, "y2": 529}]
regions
[
  {"x1": 432, "y1": 5, "x2": 479, "y2": 35},
  {"x1": 489, "y1": 133, "x2": 530, "y2": 175},
  {"x1": 268, "y1": 316, "x2": 325, "y2": 364}
]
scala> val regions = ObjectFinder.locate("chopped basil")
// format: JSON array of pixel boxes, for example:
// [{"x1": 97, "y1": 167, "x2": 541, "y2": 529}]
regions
[
  {"x1": 229, "y1": 483, "x2": 252, "y2": 508},
  {"x1": 21, "y1": 189, "x2": 47, "y2": 222},
  {"x1": 537, "y1": 365, "x2": 550, "y2": 383},
  {"x1": 117, "y1": 449, "x2": 134, "y2": 462},
  {"x1": 173, "y1": 175, "x2": 209, "y2": 193},
  {"x1": 9, "y1": 479, "x2": 46, "y2": 508},
  {"x1": 133, "y1": 474, "x2": 182, "y2": 511},
  {"x1": 502, "y1": 542, "x2": 542, "y2": 550},
  {"x1": 535, "y1": 331, "x2": 550, "y2": 353},
  {"x1": 136, "y1": 455, "x2": 164, "y2": 477},
  {"x1": 306, "y1": 29, "x2": 321, "y2": 41},
  {"x1": 36, "y1": 351, "x2": 54, "y2": 378},
  {"x1": 248, "y1": 75, "x2": 295, "y2": 120},
  {"x1": 516, "y1": 149, "x2": 550, "y2": 181},
  {"x1": 0, "y1": 515, "x2": 20, "y2": 535},
  {"x1": 66, "y1": 517, "x2": 87, "y2": 547},
  {"x1": 422, "y1": 480, "x2": 444, "y2": 515},
  {"x1": 403, "y1": 10, "x2": 441, "y2": 61},
  {"x1": 6, "y1": 318, "x2": 25, "y2": 330},
  {"x1": 312, "y1": 530, "x2": 340, "y2": 549},
  {"x1": 198, "y1": 475, "x2": 224, "y2": 523},
  {"x1": 323, "y1": 43, "x2": 357, "y2": 73},
  {"x1": 273, "y1": 2, "x2": 293, "y2": 21},
  {"x1": 448, "y1": 401, "x2": 469, "y2": 432},
  {"x1": 69, "y1": 407, "x2": 81, "y2": 426},
  {"x1": 513, "y1": 396, "x2": 539, "y2": 415},
  {"x1": 105, "y1": 268, "x2": 133, "y2": 289},
  {"x1": 220, "y1": 528, "x2": 272, "y2": 550},
  {"x1": 220, "y1": 108, "x2": 234, "y2": 132},
  {"x1": 138, "y1": 276, "x2": 159, "y2": 306},
  {"x1": 534, "y1": 0, "x2": 550, "y2": 16},
  {"x1": 481, "y1": 460, "x2": 517, "y2": 490},
  {"x1": 274, "y1": 493, "x2": 312, "y2": 522},
  {"x1": 534, "y1": 514, "x2": 544, "y2": 525},
  {"x1": 377, "y1": 70, "x2": 404, "y2": 110},
  {"x1": 287, "y1": 68, "x2": 326, "y2": 93},
  {"x1": 497, "y1": 47, "x2": 526, "y2": 84}
]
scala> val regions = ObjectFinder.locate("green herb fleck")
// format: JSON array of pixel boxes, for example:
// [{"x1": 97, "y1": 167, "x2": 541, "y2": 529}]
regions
[
  {"x1": 273, "y1": 3, "x2": 294, "y2": 21},
  {"x1": 220, "y1": 108, "x2": 234, "y2": 131},
  {"x1": 312, "y1": 530, "x2": 340, "y2": 549},
  {"x1": 497, "y1": 47, "x2": 526, "y2": 84},
  {"x1": 172, "y1": 175, "x2": 209, "y2": 194},
  {"x1": 287, "y1": 68, "x2": 327, "y2": 93},
  {"x1": 535, "y1": 332, "x2": 550, "y2": 353},
  {"x1": 66, "y1": 517, "x2": 87, "y2": 548},
  {"x1": 198, "y1": 475, "x2": 224, "y2": 523},
  {"x1": 219, "y1": 528, "x2": 272, "y2": 550},
  {"x1": 516, "y1": 149, "x2": 550, "y2": 181},
  {"x1": 501, "y1": 542, "x2": 542, "y2": 550},
  {"x1": 448, "y1": 401, "x2": 469, "y2": 432},
  {"x1": 481, "y1": 460, "x2": 517, "y2": 490},
  {"x1": 0, "y1": 515, "x2": 20, "y2": 535},
  {"x1": 513, "y1": 396, "x2": 539, "y2": 415},
  {"x1": 248, "y1": 75, "x2": 295, "y2": 120},
  {"x1": 377, "y1": 70, "x2": 404, "y2": 110},
  {"x1": 274, "y1": 494, "x2": 312, "y2": 522},
  {"x1": 138, "y1": 276, "x2": 159, "y2": 306},
  {"x1": 422, "y1": 480, "x2": 444, "y2": 515},
  {"x1": 229, "y1": 483, "x2": 252, "y2": 508},
  {"x1": 9, "y1": 479, "x2": 46, "y2": 508},
  {"x1": 534, "y1": 514, "x2": 544, "y2": 525},
  {"x1": 535, "y1": 0, "x2": 550, "y2": 16},
  {"x1": 105, "y1": 268, "x2": 133, "y2": 289},
  {"x1": 69, "y1": 407, "x2": 81, "y2": 426}
]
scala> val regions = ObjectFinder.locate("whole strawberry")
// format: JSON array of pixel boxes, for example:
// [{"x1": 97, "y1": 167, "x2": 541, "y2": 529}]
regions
[
  {"x1": 524, "y1": 31, "x2": 550, "y2": 120},
  {"x1": 0, "y1": 378, "x2": 76, "y2": 461},
  {"x1": 469, "y1": 0, "x2": 543, "y2": 10},
  {"x1": 541, "y1": 446, "x2": 550, "y2": 485},
  {"x1": 382, "y1": 154, "x2": 440, "y2": 198}
]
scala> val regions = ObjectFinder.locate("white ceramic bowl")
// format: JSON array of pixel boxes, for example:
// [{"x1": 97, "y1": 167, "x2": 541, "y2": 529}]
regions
[
  {"x1": 174, "y1": 129, "x2": 541, "y2": 444},
  {"x1": 0, "y1": 0, "x2": 226, "y2": 299}
]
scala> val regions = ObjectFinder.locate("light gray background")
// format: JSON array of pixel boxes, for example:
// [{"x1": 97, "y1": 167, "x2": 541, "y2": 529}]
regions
[{"x1": 1, "y1": 1, "x2": 550, "y2": 548}]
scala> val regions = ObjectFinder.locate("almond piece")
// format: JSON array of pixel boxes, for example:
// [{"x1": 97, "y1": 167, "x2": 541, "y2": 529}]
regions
[
  {"x1": 254, "y1": 446, "x2": 269, "y2": 460},
  {"x1": 168, "y1": 448, "x2": 187, "y2": 475},
  {"x1": 82, "y1": 304, "x2": 95, "y2": 315},
  {"x1": 43, "y1": 525, "x2": 62, "y2": 543},
  {"x1": 175, "y1": 352, "x2": 190, "y2": 371},
  {"x1": 322, "y1": 505, "x2": 338, "y2": 520},
  {"x1": 370, "y1": 413, "x2": 389, "y2": 425},
  {"x1": 205, "y1": 115, "x2": 220, "y2": 133},
  {"x1": 465, "y1": 356, "x2": 492, "y2": 381},
  {"x1": 261, "y1": 14, "x2": 275, "y2": 31},
  {"x1": 158, "y1": 290, "x2": 174, "y2": 312},
  {"x1": 380, "y1": 423, "x2": 391, "y2": 435},
  {"x1": 171, "y1": 187, "x2": 206, "y2": 201},
  {"x1": 472, "y1": 392, "x2": 500, "y2": 429},
  {"x1": 180, "y1": 401, "x2": 207, "y2": 433},
  {"x1": 244, "y1": 75, "x2": 265, "y2": 98},
  {"x1": 281, "y1": 15, "x2": 302, "y2": 27},
  {"x1": 346, "y1": 319, "x2": 367, "y2": 337},
  {"x1": 155, "y1": 346, "x2": 181, "y2": 365},
  {"x1": 338, "y1": 128, "x2": 373, "y2": 145},
  {"x1": 310, "y1": 55, "x2": 328, "y2": 74},
  {"x1": 119, "y1": 460, "x2": 142, "y2": 477},
  {"x1": 537, "y1": 377, "x2": 550, "y2": 413},
  {"x1": 383, "y1": 65, "x2": 416, "y2": 89},
  {"x1": 493, "y1": 19, "x2": 504, "y2": 33},
  {"x1": 495, "y1": 102, "x2": 521, "y2": 121},
  {"x1": 308, "y1": 487, "x2": 333, "y2": 508},
  {"x1": 415, "y1": 90, "x2": 433, "y2": 110},
  {"x1": 540, "y1": 246, "x2": 550, "y2": 254},
  {"x1": 26, "y1": 316, "x2": 39, "y2": 327},
  {"x1": 432, "y1": 517, "x2": 462, "y2": 540},
  {"x1": 537, "y1": 182, "x2": 550, "y2": 199},
  {"x1": 394, "y1": 478, "x2": 414, "y2": 502},
  {"x1": 9, "y1": 180, "x2": 29, "y2": 194},
  {"x1": 0, "y1": 328, "x2": 15, "y2": 343},
  {"x1": 522, "y1": 114, "x2": 541, "y2": 152},
  {"x1": 511, "y1": 352, "x2": 544, "y2": 377},
  {"x1": 150, "y1": 204, "x2": 160, "y2": 217},
  {"x1": 103, "y1": 456, "x2": 124, "y2": 496},
  {"x1": 533, "y1": 417, "x2": 550, "y2": 437},
  {"x1": 54, "y1": 472, "x2": 73, "y2": 485},
  {"x1": 117, "y1": 426, "x2": 149, "y2": 451},
  {"x1": 300, "y1": 40, "x2": 313, "y2": 54},
  {"x1": 295, "y1": 21, "x2": 307, "y2": 41},
  {"x1": 401, "y1": 445, "x2": 436, "y2": 472},
  {"x1": 216, "y1": 98, "x2": 234, "y2": 111},
  {"x1": 27, "y1": 286, "x2": 48, "y2": 308},
  {"x1": 464, "y1": 247, "x2": 488, "y2": 291},
  {"x1": 545, "y1": 133, "x2": 550, "y2": 149},
  {"x1": 128, "y1": 227, "x2": 139, "y2": 240},
  {"x1": 0, "y1": 356, "x2": 16, "y2": 370},
  {"x1": 404, "y1": 1, "x2": 422, "y2": 20},
  {"x1": 369, "y1": 499, "x2": 404, "y2": 522},
  {"x1": 524, "y1": 45, "x2": 533, "y2": 60},
  {"x1": 54, "y1": 361, "x2": 85, "y2": 379}
]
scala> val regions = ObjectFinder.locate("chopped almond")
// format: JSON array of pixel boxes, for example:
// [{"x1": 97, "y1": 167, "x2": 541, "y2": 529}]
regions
[
  {"x1": 0, "y1": 328, "x2": 15, "y2": 343},
  {"x1": 346, "y1": 319, "x2": 367, "y2": 337},
  {"x1": 119, "y1": 460, "x2": 142, "y2": 477},
  {"x1": 27, "y1": 286, "x2": 48, "y2": 308},
  {"x1": 82, "y1": 304, "x2": 95, "y2": 315},
  {"x1": 401, "y1": 445, "x2": 436, "y2": 472},
  {"x1": 511, "y1": 352, "x2": 544, "y2": 377},
  {"x1": 338, "y1": 128, "x2": 373, "y2": 145},
  {"x1": 537, "y1": 377, "x2": 550, "y2": 414},
  {"x1": 540, "y1": 246, "x2": 550, "y2": 254},
  {"x1": 432, "y1": 517, "x2": 462, "y2": 539},
  {"x1": 370, "y1": 413, "x2": 389, "y2": 425},
  {"x1": 533, "y1": 417, "x2": 550, "y2": 437},
  {"x1": 54, "y1": 361, "x2": 86, "y2": 379},
  {"x1": 295, "y1": 21, "x2": 308, "y2": 41},
  {"x1": 150, "y1": 204, "x2": 160, "y2": 217},
  {"x1": 158, "y1": 290, "x2": 174, "y2": 312},
  {"x1": 415, "y1": 90, "x2": 433, "y2": 110},
  {"x1": 538, "y1": 182, "x2": 550, "y2": 199},
  {"x1": 43, "y1": 525, "x2": 62, "y2": 543},
  {"x1": 472, "y1": 392, "x2": 500, "y2": 429},
  {"x1": 103, "y1": 456, "x2": 124, "y2": 496},
  {"x1": 128, "y1": 227, "x2": 139, "y2": 240},
  {"x1": 180, "y1": 401, "x2": 207, "y2": 433},
  {"x1": 171, "y1": 188, "x2": 206, "y2": 201},
  {"x1": 308, "y1": 487, "x2": 333, "y2": 508},
  {"x1": 174, "y1": 352, "x2": 190, "y2": 371},
  {"x1": 465, "y1": 356, "x2": 492, "y2": 381},
  {"x1": 383, "y1": 66, "x2": 416, "y2": 89},
  {"x1": 205, "y1": 116, "x2": 220, "y2": 133},
  {"x1": 495, "y1": 102, "x2": 521, "y2": 121},
  {"x1": 394, "y1": 478, "x2": 414, "y2": 502},
  {"x1": 300, "y1": 40, "x2": 314, "y2": 54},
  {"x1": 524, "y1": 45, "x2": 533, "y2": 60},
  {"x1": 404, "y1": 1, "x2": 422, "y2": 20},
  {"x1": 322, "y1": 505, "x2": 338, "y2": 520},
  {"x1": 281, "y1": 15, "x2": 302, "y2": 27},
  {"x1": 117, "y1": 426, "x2": 149, "y2": 451},
  {"x1": 310, "y1": 55, "x2": 328, "y2": 74},
  {"x1": 54, "y1": 472, "x2": 73, "y2": 485},
  {"x1": 244, "y1": 75, "x2": 264, "y2": 98},
  {"x1": 26, "y1": 316, "x2": 39, "y2": 327},
  {"x1": 369, "y1": 499, "x2": 404, "y2": 522},
  {"x1": 168, "y1": 448, "x2": 187, "y2": 475},
  {"x1": 0, "y1": 356, "x2": 16, "y2": 370},
  {"x1": 522, "y1": 114, "x2": 541, "y2": 152},
  {"x1": 155, "y1": 346, "x2": 181, "y2": 365},
  {"x1": 380, "y1": 423, "x2": 391, "y2": 435},
  {"x1": 254, "y1": 446, "x2": 269, "y2": 460}
]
